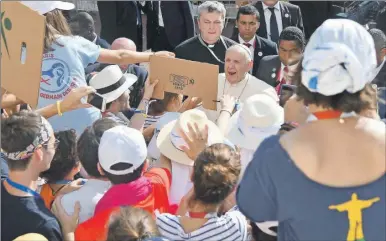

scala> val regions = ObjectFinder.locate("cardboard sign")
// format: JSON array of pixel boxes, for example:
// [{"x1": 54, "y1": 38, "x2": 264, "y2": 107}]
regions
[
  {"x1": 150, "y1": 56, "x2": 219, "y2": 110},
  {"x1": 1, "y1": 2, "x2": 45, "y2": 108}
]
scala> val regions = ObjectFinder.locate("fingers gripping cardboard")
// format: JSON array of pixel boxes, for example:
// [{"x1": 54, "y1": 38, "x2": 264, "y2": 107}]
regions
[
  {"x1": 150, "y1": 56, "x2": 219, "y2": 110},
  {"x1": 1, "y1": 2, "x2": 45, "y2": 108}
]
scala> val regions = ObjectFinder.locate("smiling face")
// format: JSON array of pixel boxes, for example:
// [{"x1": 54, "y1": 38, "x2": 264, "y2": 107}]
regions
[
  {"x1": 198, "y1": 11, "x2": 224, "y2": 44},
  {"x1": 225, "y1": 48, "x2": 252, "y2": 84}
]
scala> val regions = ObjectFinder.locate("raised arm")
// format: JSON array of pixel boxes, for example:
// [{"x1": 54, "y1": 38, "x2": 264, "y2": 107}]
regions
[{"x1": 97, "y1": 49, "x2": 174, "y2": 66}]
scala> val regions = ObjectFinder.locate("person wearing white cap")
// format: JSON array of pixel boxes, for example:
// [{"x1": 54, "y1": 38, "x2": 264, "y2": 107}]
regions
[
  {"x1": 93, "y1": 125, "x2": 171, "y2": 217},
  {"x1": 157, "y1": 109, "x2": 225, "y2": 206},
  {"x1": 237, "y1": 19, "x2": 385, "y2": 241},
  {"x1": 200, "y1": 44, "x2": 278, "y2": 122},
  {"x1": 227, "y1": 94, "x2": 283, "y2": 178},
  {"x1": 21, "y1": 1, "x2": 174, "y2": 136}
]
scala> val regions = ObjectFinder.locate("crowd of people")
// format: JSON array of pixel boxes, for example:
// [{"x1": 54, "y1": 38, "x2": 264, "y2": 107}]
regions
[{"x1": 1, "y1": 1, "x2": 385, "y2": 241}]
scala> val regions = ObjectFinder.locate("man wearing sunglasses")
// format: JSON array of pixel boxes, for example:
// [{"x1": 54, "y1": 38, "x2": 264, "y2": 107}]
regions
[{"x1": 1, "y1": 111, "x2": 62, "y2": 241}]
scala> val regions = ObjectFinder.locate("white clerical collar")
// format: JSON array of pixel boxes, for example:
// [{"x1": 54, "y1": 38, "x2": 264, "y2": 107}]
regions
[
  {"x1": 92, "y1": 35, "x2": 97, "y2": 44},
  {"x1": 262, "y1": 1, "x2": 280, "y2": 11},
  {"x1": 238, "y1": 35, "x2": 255, "y2": 47}
]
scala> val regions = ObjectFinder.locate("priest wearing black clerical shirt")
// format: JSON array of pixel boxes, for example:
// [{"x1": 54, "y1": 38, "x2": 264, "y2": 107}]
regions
[{"x1": 174, "y1": 1, "x2": 236, "y2": 73}]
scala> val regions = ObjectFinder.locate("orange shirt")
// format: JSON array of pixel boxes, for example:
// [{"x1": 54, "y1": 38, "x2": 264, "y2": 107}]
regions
[
  {"x1": 75, "y1": 168, "x2": 171, "y2": 241},
  {"x1": 40, "y1": 184, "x2": 56, "y2": 209}
]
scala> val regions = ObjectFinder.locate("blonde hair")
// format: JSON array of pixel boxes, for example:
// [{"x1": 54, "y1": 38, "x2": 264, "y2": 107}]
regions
[{"x1": 44, "y1": 9, "x2": 72, "y2": 52}]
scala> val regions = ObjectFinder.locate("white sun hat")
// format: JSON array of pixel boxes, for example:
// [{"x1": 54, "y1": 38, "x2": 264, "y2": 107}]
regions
[
  {"x1": 21, "y1": 1, "x2": 75, "y2": 15},
  {"x1": 89, "y1": 65, "x2": 138, "y2": 103},
  {"x1": 157, "y1": 109, "x2": 224, "y2": 166},
  {"x1": 227, "y1": 94, "x2": 284, "y2": 151}
]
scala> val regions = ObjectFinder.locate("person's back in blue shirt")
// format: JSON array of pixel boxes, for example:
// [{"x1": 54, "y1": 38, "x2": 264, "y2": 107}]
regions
[
  {"x1": 237, "y1": 131, "x2": 385, "y2": 241},
  {"x1": 38, "y1": 35, "x2": 101, "y2": 135}
]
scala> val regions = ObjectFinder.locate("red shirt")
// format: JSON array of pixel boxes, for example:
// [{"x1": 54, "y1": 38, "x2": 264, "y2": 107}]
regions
[{"x1": 75, "y1": 168, "x2": 171, "y2": 241}]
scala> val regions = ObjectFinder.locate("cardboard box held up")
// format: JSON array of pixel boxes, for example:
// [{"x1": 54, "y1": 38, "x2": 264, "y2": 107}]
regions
[
  {"x1": 150, "y1": 56, "x2": 219, "y2": 110},
  {"x1": 1, "y1": 2, "x2": 45, "y2": 108}
]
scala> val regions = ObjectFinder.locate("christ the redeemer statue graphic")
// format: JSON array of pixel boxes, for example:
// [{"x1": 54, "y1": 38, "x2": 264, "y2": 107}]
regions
[{"x1": 329, "y1": 193, "x2": 380, "y2": 241}]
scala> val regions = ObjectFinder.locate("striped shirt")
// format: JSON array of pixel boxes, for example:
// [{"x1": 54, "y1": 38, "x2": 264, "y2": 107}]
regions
[
  {"x1": 156, "y1": 208, "x2": 248, "y2": 241},
  {"x1": 144, "y1": 114, "x2": 163, "y2": 129}
]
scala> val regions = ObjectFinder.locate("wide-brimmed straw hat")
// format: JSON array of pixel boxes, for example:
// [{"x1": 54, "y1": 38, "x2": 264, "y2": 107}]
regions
[
  {"x1": 157, "y1": 109, "x2": 224, "y2": 166},
  {"x1": 227, "y1": 94, "x2": 284, "y2": 151}
]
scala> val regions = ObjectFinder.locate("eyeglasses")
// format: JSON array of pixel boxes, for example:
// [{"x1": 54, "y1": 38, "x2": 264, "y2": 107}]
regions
[{"x1": 42, "y1": 139, "x2": 60, "y2": 150}]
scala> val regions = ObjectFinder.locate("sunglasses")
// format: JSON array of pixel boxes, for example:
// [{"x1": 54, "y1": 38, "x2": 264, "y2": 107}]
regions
[{"x1": 42, "y1": 139, "x2": 60, "y2": 150}]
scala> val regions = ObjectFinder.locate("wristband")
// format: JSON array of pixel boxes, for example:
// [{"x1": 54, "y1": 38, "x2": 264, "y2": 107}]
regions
[{"x1": 56, "y1": 101, "x2": 63, "y2": 116}]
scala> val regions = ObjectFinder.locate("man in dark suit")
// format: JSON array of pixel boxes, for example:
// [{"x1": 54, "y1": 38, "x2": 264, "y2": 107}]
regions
[
  {"x1": 369, "y1": 28, "x2": 386, "y2": 88},
  {"x1": 253, "y1": 0, "x2": 304, "y2": 43},
  {"x1": 257, "y1": 26, "x2": 305, "y2": 92},
  {"x1": 70, "y1": 12, "x2": 110, "y2": 49},
  {"x1": 290, "y1": 1, "x2": 334, "y2": 39},
  {"x1": 231, "y1": 5, "x2": 277, "y2": 77},
  {"x1": 97, "y1": 1, "x2": 143, "y2": 50},
  {"x1": 141, "y1": 1, "x2": 195, "y2": 52}
]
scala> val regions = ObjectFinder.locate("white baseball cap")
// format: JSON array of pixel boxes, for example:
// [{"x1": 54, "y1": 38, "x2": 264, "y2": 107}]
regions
[
  {"x1": 21, "y1": 1, "x2": 75, "y2": 15},
  {"x1": 98, "y1": 126, "x2": 147, "y2": 175}
]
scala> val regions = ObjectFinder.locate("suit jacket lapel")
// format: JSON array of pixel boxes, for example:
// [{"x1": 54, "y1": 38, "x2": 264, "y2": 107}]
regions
[
  {"x1": 280, "y1": 2, "x2": 291, "y2": 29},
  {"x1": 253, "y1": 35, "x2": 263, "y2": 74}
]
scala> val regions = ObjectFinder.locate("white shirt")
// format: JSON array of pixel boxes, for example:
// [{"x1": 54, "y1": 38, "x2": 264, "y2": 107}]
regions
[
  {"x1": 158, "y1": 2, "x2": 164, "y2": 27},
  {"x1": 61, "y1": 179, "x2": 111, "y2": 223},
  {"x1": 279, "y1": 62, "x2": 299, "y2": 84},
  {"x1": 262, "y1": 2, "x2": 283, "y2": 41},
  {"x1": 169, "y1": 162, "x2": 193, "y2": 205},
  {"x1": 238, "y1": 34, "x2": 256, "y2": 60},
  {"x1": 201, "y1": 73, "x2": 279, "y2": 122}
]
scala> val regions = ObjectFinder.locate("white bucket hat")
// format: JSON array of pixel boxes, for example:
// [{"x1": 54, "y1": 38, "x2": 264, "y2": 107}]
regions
[
  {"x1": 89, "y1": 65, "x2": 138, "y2": 103},
  {"x1": 227, "y1": 94, "x2": 284, "y2": 151},
  {"x1": 98, "y1": 126, "x2": 147, "y2": 175},
  {"x1": 157, "y1": 109, "x2": 224, "y2": 166},
  {"x1": 21, "y1": 1, "x2": 75, "y2": 15}
]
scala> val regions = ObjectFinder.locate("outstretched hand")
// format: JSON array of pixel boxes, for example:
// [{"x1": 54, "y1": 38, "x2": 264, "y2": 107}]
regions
[
  {"x1": 60, "y1": 86, "x2": 95, "y2": 112},
  {"x1": 51, "y1": 196, "x2": 80, "y2": 233},
  {"x1": 179, "y1": 122, "x2": 208, "y2": 161}
]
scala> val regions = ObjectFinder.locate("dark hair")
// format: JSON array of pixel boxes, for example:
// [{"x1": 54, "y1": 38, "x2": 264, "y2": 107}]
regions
[
  {"x1": 369, "y1": 28, "x2": 386, "y2": 52},
  {"x1": 1, "y1": 111, "x2": 44, "y2": 171},
  {"x1": 294, "y1": 59, "x2": 377, "y2": 113},
  {"x1": 77, "y1": 118, "x2": 120, "y2": 178},
  {"x1": 148, "y1": 92, "x2": 180, "y2": 116},
  {"x1": 236, "y1": 5, "x2": 260, "y2": 21},
  {"x1": 44, "y1": 9, "x2": 72, "y2": 52},
  {"x1": 192, "y1": 144, "x2": 241, "y2": 206},
  {"x1": 70, "y1": 12, "x2": 96, "y2": 41},
  {"x1": 297, "y1": 83, "x2": 377, "y2": 113},
  {"x1": 102, "y1": 162, "x2": 145, "y2": 185},
  {"x1": 107, "y1": 206, "x2": 160, "y2": 241},
  {"x1": 40, "y1": 130, "x2": 78, "y2": 182},
  {"x1": 279, "y1": 26, "x2": 305, "y2": 50}
]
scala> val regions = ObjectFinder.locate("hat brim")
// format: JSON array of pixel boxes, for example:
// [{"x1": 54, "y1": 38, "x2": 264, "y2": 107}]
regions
[
  {"x1": 100, "y1": 74, "x2": 137, "y2": 103},
  {"x1": 55, "y1": 2, "x2": 75, "y2": 11},
  {"x1": 22, "y1": 1, "x2": 75, "y2": 15},
  {"x1": 157, "y1": 120, "x2": 224, "y2": 166},
  {"x1": 227, "y1": 110, "x2": 282, "y2": 151}
]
